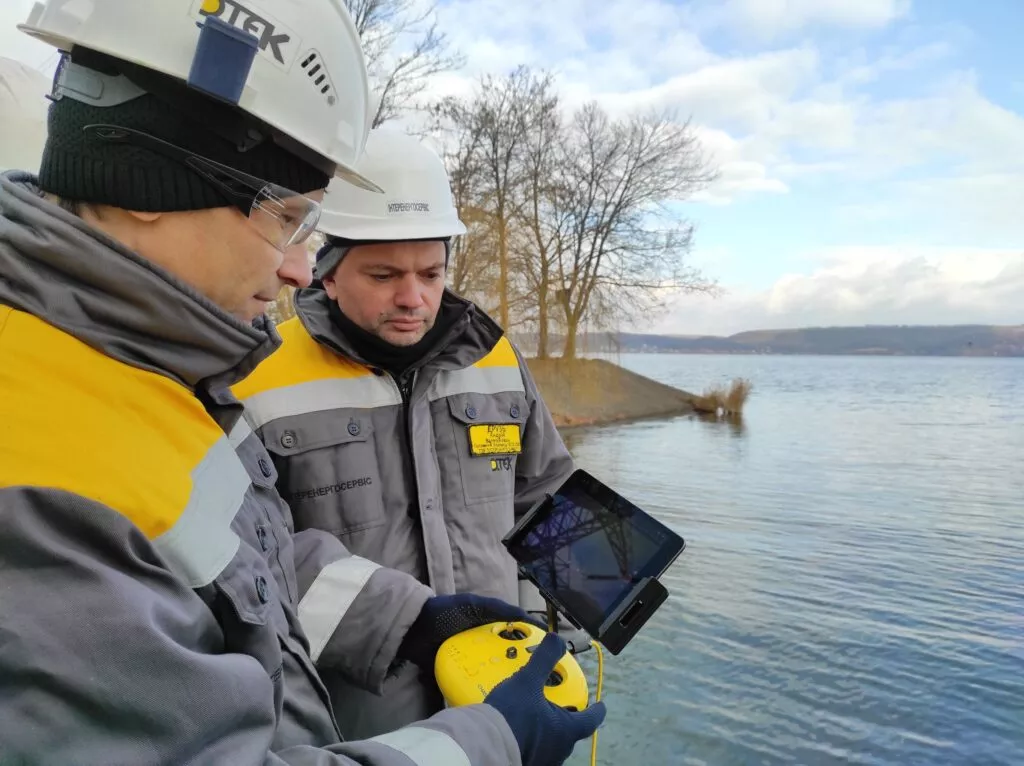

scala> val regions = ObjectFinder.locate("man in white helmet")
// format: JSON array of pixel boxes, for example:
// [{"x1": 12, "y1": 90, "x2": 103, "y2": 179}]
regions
[
  {"x1": 0, "y1": 3, "x2": 604, "y2": 765},
  {"x1": 234, "y1": 128, "x2": 584, "y2": 740}
]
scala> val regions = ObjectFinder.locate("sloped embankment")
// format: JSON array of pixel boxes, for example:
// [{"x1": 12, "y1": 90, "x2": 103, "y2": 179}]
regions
[{"x1": 525, "y1": 358, "x2": 695, "y2": 428}]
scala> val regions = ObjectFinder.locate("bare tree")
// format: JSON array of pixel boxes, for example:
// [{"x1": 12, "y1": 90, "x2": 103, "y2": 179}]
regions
[
  {"x1": 431, "y1": 105, "x2": 500, "y2": 306},
  {"x1": 506, "y1": 74, "x2": 564, "y2": 358},
  {"x1": 430, "y1": 67, "x2": 557, "y2": 329},
  {"x1": 554, "y1": 104, "x2": 719, "y2": 358},
  {"x1": 344, "y1": 0, "x2": 464, "y2": 127}
]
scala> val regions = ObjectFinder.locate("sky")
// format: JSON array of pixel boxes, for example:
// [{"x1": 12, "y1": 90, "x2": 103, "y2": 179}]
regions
[{"x1": 2, "y1": 1, "x2": 1022, "y2": 336}]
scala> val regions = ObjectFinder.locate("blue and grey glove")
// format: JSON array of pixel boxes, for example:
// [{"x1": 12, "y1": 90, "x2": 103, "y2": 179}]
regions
[
  {"x1": 485, "y1": 631, "x2": 607, "y2": 766},
  {"x1": 397, "y1": 592, "x2": 544, "y2": 670}
]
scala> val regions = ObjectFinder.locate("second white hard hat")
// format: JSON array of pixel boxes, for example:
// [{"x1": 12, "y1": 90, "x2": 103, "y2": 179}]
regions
[{"x1": 319, "y1": 129, "x2": 467, "y2": 241}]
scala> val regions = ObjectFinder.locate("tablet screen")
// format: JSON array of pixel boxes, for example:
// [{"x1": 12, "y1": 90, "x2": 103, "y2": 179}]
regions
[{"x1": 506, "y1": 471, "x2": 683, "y2": 636}]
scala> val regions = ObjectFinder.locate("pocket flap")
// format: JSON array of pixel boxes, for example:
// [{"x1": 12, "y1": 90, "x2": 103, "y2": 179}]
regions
[
  {"x1": 446, "y1": 392, "x2": 526, "y2": 426},
  {"x1": 262, "y1": 411, "x2": 373, "y2": 457}
]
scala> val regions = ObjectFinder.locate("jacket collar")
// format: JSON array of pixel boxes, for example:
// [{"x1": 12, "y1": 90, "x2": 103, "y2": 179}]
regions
[
  {"x1": 292, "y1": 284, "x2": 505, "y2": 373},
  {"x1": 0, "y1": 172, "x2": 278, "y2": 393}
]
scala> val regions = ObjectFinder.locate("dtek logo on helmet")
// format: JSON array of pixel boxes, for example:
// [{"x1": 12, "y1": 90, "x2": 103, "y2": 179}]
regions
[{"x1": 195, "y1": 0, "x2": 296, "y2": 67}]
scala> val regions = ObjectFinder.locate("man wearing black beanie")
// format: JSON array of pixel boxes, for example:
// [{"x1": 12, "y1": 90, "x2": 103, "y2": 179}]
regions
[{"x1": 0, "y1": 2, "x2": 602, "y2": 765}]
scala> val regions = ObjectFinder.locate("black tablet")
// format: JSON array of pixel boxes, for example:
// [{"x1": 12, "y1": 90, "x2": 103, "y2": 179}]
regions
[{"x1": 502, "y1": 468, "x2": 685, "y2": 655}]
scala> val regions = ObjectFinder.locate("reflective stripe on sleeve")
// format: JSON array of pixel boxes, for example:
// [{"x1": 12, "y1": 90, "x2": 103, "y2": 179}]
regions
[
  {"x1": 298, "y1": 555, "x2": 382, "y2": 662},
  {"x1": 151, "y1": 434, "x2": 248, "y2": 588},
  {"x1": 370, "y1": 726, "x2": 472, "y2": 766}
]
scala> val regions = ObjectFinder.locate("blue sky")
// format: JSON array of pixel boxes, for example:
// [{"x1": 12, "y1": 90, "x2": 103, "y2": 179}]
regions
[{"x1": 2, "y1": 0, "x2": 1021, "y2": 335}]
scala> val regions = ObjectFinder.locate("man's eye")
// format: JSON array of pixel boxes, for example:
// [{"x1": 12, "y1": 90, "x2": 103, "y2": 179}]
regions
[{"x1": 369, "y1": 273, "x2": 391, "y2": 281}]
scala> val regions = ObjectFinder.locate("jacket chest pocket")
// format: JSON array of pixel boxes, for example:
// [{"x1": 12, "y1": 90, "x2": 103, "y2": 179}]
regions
[
  {"x1": 263, "y1": 413, "x2": 386, "y2": 537},
  {"x1": 446, "y1": 392, "x2": 527, "y2": 505}
]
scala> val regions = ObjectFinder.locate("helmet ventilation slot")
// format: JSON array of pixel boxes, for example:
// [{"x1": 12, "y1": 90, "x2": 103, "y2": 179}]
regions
[{"x1": 300, "y1": 51, "x2": 335, "y2": 105}]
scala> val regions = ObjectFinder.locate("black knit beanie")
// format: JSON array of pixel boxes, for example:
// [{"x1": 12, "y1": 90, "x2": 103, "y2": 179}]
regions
[
  {"x1": 315, "y1": 236, "x2": 452, "y2": 280},
  {"x1": 38, "y1": 48, "x2": 330, "y2": 212}
]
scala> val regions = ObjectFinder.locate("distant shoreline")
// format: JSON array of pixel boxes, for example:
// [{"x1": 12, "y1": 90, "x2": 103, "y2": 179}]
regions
[{"x1": 515, "y1": 325, "x2": 1024, "y2": 358}]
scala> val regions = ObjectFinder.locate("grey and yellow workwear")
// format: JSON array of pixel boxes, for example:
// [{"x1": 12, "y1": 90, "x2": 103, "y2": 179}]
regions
[
  {"x1": 0, "y1": 173, "x2": 521, "y2": 766},
  {"x1": 233, "y1": 286, "x2": 575, "y2": 738}
]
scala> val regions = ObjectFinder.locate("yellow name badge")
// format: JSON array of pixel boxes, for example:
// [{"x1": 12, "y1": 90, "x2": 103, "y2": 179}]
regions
[{"x1": 468, "y1": 424, "x2": 522, "y2": 456}]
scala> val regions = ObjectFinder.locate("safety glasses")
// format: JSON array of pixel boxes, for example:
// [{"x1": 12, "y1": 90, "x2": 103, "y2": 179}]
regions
[{"x1": 82, "y1": 124, "x2": 322, "y2": 252}]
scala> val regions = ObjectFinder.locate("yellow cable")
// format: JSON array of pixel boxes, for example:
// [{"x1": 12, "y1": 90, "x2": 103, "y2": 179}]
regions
[{"x1": 589, "y1": 641, "x2": 604, "y2": 766}]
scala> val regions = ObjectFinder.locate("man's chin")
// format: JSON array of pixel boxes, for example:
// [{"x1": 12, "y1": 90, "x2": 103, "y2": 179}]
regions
[
  {"x1": 381, "y1": 331, "x2": 427, "y2": 347},
  {"x1": 379, "y1": 323, "x2": 429, "y2": 346}
]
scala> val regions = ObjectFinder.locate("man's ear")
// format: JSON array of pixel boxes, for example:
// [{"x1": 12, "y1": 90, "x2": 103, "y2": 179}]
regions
[
  {"x1": 322, "y1": 274, "x2": 339, "y2": 300},
  {"x1": 126, "y1": 210, "x2": 162, "y2": 223}
]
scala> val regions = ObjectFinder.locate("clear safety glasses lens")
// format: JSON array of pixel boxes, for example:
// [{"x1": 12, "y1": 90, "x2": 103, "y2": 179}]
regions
[
  {"x1": 81, "y1": 126, "x2": 323, "y2": 252},
  {"x1": 248, "y1": 183, "x2": 322, "y2": 252}
]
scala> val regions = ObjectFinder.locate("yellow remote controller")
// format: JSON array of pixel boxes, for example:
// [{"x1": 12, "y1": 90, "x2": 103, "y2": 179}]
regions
[{"x1": 434, "y1": 621, "x2": 590, "y2": 711}]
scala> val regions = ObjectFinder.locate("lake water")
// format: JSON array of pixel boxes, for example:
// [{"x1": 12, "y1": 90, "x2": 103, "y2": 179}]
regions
[{"x1": 561, "y1": 354, "x2": 1024, "y2": 766}]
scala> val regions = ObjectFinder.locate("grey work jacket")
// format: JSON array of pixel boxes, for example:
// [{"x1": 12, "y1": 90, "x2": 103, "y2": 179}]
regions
[
  {"x1": 0, "y1": 173, "x2": 520, "y2": 766},
  {"x1": 234, "y1": 287, "x2": 575, "y2": 738}
]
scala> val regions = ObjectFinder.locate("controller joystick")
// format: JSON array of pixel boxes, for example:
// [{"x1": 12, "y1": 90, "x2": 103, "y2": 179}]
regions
[
  {"x1": 434, "y1": 621, "x2": 589, "y2": 710},
  {"x1": 498, "y1": 625, "x2": 529, "y2": 641}
]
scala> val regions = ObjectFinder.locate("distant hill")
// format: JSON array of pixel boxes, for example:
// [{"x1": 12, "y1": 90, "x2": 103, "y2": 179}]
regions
[{"x1": 514, "y1": 325, "x2": 1024, "y2": 357}]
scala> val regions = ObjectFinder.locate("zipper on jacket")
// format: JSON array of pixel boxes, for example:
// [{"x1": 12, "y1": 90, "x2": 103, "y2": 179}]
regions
[
  {"x1": 375, "y1": 366, "x2": 434, "y2": 587},
  {"x1": 385, "y1": 369, "x2": 420, "y2": 523}
]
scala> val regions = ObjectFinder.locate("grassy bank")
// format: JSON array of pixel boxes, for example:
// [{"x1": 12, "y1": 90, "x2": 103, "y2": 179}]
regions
[{"x1": 526, "y1": 357, "x2": 697, "y2": 428}]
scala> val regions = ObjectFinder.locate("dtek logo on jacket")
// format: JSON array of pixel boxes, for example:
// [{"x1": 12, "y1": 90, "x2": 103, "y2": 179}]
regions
[{"x1": 196, "y1": 0, "x2": 294, "y2": 66}]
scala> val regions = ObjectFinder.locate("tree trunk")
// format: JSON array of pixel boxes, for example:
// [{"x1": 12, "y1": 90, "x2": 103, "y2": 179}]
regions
[
  {"x1": 563, "y1": 315, "x2": 579, "y2": 359},
  {"x1": 536, "y1": 277, "x2": 549, "y2": 359},
  {"x1": 497, "y1": 218, "x2": 509, "y2": 328}
]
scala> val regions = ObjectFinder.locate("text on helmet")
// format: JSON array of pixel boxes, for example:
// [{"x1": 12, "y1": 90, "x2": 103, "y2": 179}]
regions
[{"x1": 197, "y1": 0, "x2": 294, "y2": 67}]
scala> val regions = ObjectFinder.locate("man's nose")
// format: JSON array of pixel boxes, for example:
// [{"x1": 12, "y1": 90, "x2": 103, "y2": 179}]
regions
[
  {"x1": 394, "y1": 275, "x2": 425, "y2": 308},
  {"x1": 278, "y1": 242, "x2": 314, "y2": 289}
]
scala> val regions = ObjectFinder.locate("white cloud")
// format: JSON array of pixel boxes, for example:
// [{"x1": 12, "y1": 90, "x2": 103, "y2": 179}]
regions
[
  {"x1": 432, "y1": 0, "x2": 718, "y2": 96},
  {"x1": 698, "y1": 0, "x2": 912, "y2": 40},
  {"x1": 424, "y1": 10, "x2": 821, "y2": 202},
  {"x1": 644, "y1": 246, "x2": 1024, "y2": 335},
  {"x1": 836, "y1": 41, "x2": 955, "y2": 87},
  {"x1": 590, "y1": 48, "x2": 820, "y2": 128}
]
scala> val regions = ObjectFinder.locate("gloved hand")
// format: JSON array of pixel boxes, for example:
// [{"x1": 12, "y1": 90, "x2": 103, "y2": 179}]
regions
[
  {"x1": 484, "y1": 632, "x2": 607, "y2": 766},
  {"x1": 397, "y1": 593, "x2": 544, "y2": 670}
]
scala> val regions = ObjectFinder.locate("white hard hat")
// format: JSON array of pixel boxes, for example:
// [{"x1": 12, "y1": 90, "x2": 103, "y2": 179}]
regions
[
  {"x1": 18, "y1": 0, "x2": 380, "y2": 192},
  {"x1": 319, "y1": 129, "x2": 467, "y2": 240},
  {"x1": 0, "y1": 58, "x2": 50, "y2": 174}
]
